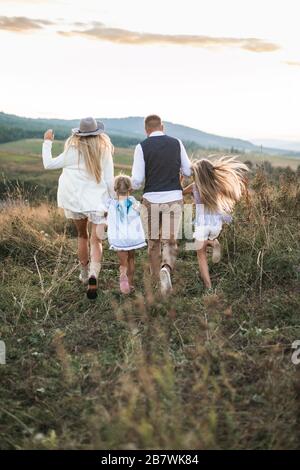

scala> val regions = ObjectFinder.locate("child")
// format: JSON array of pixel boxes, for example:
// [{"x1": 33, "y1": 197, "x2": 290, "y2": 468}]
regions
[
  {"x1": 107, "y1": 175, "x2": 146, "y2": 294},
  {"x1": 183, "y1": 156, "x2": 248, "y2": 290}
]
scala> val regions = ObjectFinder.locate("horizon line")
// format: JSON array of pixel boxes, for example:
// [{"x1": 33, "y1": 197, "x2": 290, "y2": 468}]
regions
[{"x1": 1, "y1": 110, "x2": 299, "y2": 147}]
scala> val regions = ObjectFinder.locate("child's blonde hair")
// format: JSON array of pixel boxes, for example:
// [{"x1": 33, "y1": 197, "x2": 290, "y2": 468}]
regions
[
  {"x1": 193, "y1": 156, "x2": 249, "y2": 213},
  {"x1": 114, "y1": 174, "x2": 132, "y2": 196},
  {"x1": 64, "y1": 133, "x2": 113, "y2": 184}
]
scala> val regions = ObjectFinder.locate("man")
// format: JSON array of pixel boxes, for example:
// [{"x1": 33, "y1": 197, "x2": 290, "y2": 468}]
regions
[{"x1": 131, "y1": 114, "x2": 192, "y2": 295}]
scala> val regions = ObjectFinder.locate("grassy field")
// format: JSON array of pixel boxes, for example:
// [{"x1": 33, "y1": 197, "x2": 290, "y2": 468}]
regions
[
  {"x1": 0, "y1": 140, "x2": 299, "y2": 449},
  {"x1": 1, "y1": 138, "x2": 300, "y2": 172},
  {"x1": 0, "y1": 139, "x2": 133, "y2": 169},
  {"x1": 0, "y1": 139, "x2": 133, "y2": 201},
  {"x1": 0, "y1": 138, "x2": 299, "y2": 203}
]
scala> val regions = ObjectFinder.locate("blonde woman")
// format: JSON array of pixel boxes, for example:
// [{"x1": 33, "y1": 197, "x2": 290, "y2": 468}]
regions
[
  {"x1": 42, "y1": 117, "x2": 114, "y2": 299},
  {"x1": 183, "y1": 157, "x2": 248, "y2": 291}
]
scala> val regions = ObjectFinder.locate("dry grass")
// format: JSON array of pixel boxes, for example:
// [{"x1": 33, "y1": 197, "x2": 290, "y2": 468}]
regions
[{"x1": 0, "y1": 169, "x2": 299, "y2": 449}]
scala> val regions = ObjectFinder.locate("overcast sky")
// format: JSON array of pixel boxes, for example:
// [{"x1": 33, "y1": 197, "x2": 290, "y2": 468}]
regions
[{"x1": 0, "y1": 0, "x2": 299, "y2": 141}]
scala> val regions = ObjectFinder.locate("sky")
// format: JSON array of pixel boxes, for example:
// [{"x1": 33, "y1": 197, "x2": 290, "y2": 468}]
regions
[{"x1": 0, "y1": 0, "x2": 299, "y2": 142}]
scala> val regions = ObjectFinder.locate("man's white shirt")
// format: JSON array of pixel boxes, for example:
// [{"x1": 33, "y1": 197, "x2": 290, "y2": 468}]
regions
[{"x1": 131, "y1": 131, "x2": 192, "y2": 203}]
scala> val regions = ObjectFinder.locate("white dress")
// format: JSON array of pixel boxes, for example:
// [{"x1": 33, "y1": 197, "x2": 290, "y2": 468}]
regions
[
  {"x1": 192, "y1": 184, "x2": 232, "y2": 241},
  {"x1": 107, "y1": 196, "x2": 147, "y2": 251},
  {"x1": 42, "y1": 140, "x2": 114, "y2": 214}
]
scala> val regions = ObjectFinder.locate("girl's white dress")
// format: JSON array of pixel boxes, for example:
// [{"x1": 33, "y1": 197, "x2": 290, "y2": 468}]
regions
[
  {"x1": 107, "y1": 196, "x2": 147, "y2": 251},
  {"x1": 192, "y1": 184, "x2": 232, "y2": 241}
]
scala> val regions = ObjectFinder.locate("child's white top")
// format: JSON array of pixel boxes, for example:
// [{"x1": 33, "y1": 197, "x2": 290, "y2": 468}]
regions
[
  {"x1": 42, "y1": 140, "x2": 114, "y2": 213},
  {"x1": 107, "y1": 196, "x2": 146, "y2": 251},
  {"x1": 192, "y1": 183, "x2": 232, "y2": 227}
]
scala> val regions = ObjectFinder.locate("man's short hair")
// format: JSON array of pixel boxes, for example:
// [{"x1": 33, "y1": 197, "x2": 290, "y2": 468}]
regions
[{"x1": 145, "y1": 114, "x2": 162, "y2": 131}]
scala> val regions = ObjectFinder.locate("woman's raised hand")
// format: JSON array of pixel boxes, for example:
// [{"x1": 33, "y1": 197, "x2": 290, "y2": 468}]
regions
[{"x1": 44, "y1": 129, "x2": 54, "y2": 141}]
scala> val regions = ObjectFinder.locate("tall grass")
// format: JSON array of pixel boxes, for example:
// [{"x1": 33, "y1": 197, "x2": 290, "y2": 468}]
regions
[{"x1": 0, "y1": 169, "x2": 299, "y2": 449}]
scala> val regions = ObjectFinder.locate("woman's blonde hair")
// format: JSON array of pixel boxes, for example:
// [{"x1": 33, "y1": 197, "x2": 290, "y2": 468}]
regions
[
  {"x1": 193, "y1": 156, "x2": 249, "y2": 213},
  {"x1": 64, "y1": 133, "x2": 113, "y2": 183},
  {"x1": 114, "y1": 174, "x2": 132, "y2": 196}
]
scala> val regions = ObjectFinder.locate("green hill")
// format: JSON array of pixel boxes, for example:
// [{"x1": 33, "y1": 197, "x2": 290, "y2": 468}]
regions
[
  {"x1": 2, "y1": 111, "x2": 299, "y2": 157},
  {"x1": 0, "y1": 113, "x2": 139, "y2": 148}
]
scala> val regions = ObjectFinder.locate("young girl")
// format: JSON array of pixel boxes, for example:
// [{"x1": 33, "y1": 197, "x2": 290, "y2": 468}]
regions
[
  {"x1": 42, "y1": 117, "x2": 114, "y2": 300},
  {"x1": 107, "y1": 175, "x2": 146, "y2": 294},
  {"x1": 183, "y1": 156, "x2": 248, "y2": 290}
]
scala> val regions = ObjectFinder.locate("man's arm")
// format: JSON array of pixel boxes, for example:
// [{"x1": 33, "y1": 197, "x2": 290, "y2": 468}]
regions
[
  {"x1": 178, "y1": 140, "x2": 192, "y2": 177},
  {"x1": 131, "y1": 144, "x2": 145, "y2": 190}
]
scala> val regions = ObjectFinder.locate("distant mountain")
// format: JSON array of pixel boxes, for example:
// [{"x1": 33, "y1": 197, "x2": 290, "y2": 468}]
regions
[
  {"x1": 252, "y1": 139, "x2": 300, "y2": 153},
  {"x1": 0, "y1": 112, "x2": 298, "y2": 156},
  {"x1": 101, "y1": 117, "x2": 258, "y2": 152},
  {"x1": 0, "y1": 112, "x2": 140, "y2": 148}
]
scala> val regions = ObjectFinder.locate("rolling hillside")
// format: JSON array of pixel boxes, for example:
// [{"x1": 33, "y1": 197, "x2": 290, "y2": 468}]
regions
[
  {"x1": 1, "y1": 112, "x2": 299, "y2": 157},
  {"x1": 100, "y1": 117, "x2": 257, "y2": 152},
  {"x1": 1, "y1": 138, "x2": 300, "y2": 171}
]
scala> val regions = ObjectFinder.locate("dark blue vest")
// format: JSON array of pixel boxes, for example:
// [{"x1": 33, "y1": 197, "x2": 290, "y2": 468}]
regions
[{"x1": 140, "y1": 135, "x2": 182, "y2": 193}]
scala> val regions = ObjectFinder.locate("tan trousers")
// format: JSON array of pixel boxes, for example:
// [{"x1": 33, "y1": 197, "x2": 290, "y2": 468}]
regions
[{"x1": 141, "y1": 198, "x2": 183, "y2": 278}]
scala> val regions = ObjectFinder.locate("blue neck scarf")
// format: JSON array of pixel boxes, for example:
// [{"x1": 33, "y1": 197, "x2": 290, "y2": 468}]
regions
[{"x1": 116, "y1": 198, "x2": 133, "y2": 222}]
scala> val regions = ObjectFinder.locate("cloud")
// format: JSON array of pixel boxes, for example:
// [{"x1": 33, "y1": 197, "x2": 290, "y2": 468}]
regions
[
  {"x1": 0, "y1": 15, "x2": 280, "y2": 54},
  {"x1": 0, "y1": 16, "x2": 53, "y2": 32},
  {"x1": 285, "y1": 60, "x2": 300, "y2": 67},
  {"x1": 59, "y1": 22, "x2": 280, "y2": 53}
]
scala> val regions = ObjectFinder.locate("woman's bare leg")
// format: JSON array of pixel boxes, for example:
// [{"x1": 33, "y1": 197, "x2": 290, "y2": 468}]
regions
[
  {"x1": 127, "y1": 250, "x2": 135, "y2": 287},
  {"x1": 117, "y1": 251, "x2": 130, "y2": 294},
  {"x1": 196, "y1": 241, "x2": 212, "y2": 289},
  {"x1": 87, "y1": 223, "x2": 105, "y2": 299},
  {"x1": 73, "y1": 218, "x2": 89, "y2": 265},
  {"x1": 117, "y1": 251, "x2": 129, "y2": 275},
  {"x1": 90, "y1": 223, "x2": 105, "y2": 264}
]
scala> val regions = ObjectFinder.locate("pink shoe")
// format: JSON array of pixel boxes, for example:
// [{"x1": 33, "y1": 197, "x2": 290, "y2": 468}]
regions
[{"x1": 120, "y1": 273, "x2": 130, "y2": 294}]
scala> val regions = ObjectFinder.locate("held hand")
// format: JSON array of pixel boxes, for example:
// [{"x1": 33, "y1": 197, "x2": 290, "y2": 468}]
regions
[{"x1": 44, "y1": 129, "x2": 54, "y2": 141}]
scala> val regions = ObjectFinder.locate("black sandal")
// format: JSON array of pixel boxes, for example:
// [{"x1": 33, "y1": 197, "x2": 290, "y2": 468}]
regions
[{"x1": 87, "y1": 276, "x2": 98, "y2": 300}]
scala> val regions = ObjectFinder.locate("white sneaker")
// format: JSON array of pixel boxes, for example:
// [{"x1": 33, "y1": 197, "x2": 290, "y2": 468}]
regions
[
  {"x1": 89, "y1": 261, "x2": 101, "y2": 279},
  {"x1": 160, "y1": 267, "x2": 172, "y2": 296},
  {"x1": 79, "y1": 263, "x2": 89, "y2": 285}
]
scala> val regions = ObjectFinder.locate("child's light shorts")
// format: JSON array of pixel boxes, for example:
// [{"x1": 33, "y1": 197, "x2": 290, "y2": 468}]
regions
[
  {"x1": 64, "y1": 210, "x2": 107, "y2": 225},
  {"x1": 194, "y1": 222, "x2": 222, "y2": 241}
]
